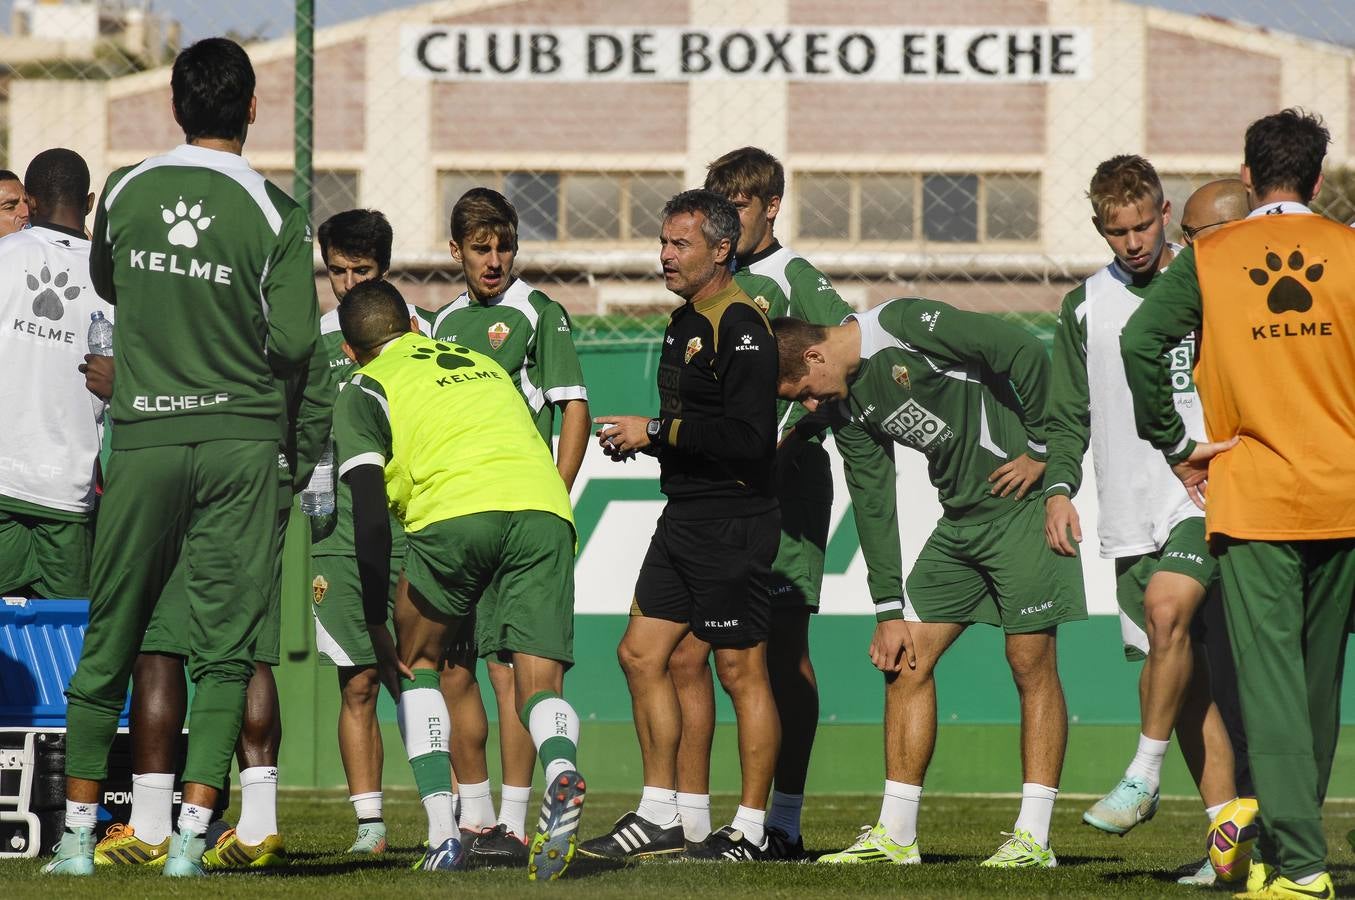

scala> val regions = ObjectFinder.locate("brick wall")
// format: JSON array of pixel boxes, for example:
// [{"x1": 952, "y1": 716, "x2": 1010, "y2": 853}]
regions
[{"x1": 1146, "y1": 29, "x2": 1279, "y2": 156}]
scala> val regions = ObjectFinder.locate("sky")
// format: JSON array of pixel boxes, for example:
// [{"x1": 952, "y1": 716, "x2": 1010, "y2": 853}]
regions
[{"x1": 3, "y1": 0, "x2": 1353, "y2": 51}]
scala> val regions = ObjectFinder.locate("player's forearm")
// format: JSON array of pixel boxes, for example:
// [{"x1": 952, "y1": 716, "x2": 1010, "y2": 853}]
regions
[
  {"x1": 554, "y1": 398, "x2": 590, "y2": 492},
  {"x1": 1121, "y1": 313, "x2": 1194, "y2": 463},
  {"x1": 837, "y1": 423, "x2": 904, "y2": 606},
  {"x1": 348, "y1": 466, "x2": 392, "y2": 626}
]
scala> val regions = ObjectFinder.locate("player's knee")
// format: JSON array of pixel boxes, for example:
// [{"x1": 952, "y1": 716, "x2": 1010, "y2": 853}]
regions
[
  {"x1": 617, "y1": 637, "x2": 657, "y2": 681},
  {"x1": 341, "y1": 666, "x2": 381, "y2": 708},
  {"x1": 712, "y1": 650, "x2": 767, "y2": 697},
  {"x1": 669, "y1": 642, "x2": 710, "y2": 684},
  {"x1": 1145, "y1": 602, "x2": 1191, "y2": 647},
  {"x1": 1005, "y1": 643, "x2": 1058, "y2": 687}
]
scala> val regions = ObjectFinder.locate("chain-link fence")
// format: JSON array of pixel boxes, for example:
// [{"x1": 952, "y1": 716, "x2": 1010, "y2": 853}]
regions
[{"x1": 3, "y1": 0, "x2": 1354, "y2": 345}]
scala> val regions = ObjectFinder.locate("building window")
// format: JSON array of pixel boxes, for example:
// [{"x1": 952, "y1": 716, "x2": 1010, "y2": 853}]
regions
[
  {"x1": 260, "y1": 170, "x2": 359, "y2": 230},
  {"x1": 438, "y1": 171, "x2": 683, "y2": 243},
  {"x1": 797, "y1": 172, "x2": 1040, "y2": 244}
]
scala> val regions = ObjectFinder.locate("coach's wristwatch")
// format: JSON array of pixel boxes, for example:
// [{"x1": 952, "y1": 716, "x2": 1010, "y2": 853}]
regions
[{"x1": 646, "y1": 417, "x2": 662, "y2": 445}]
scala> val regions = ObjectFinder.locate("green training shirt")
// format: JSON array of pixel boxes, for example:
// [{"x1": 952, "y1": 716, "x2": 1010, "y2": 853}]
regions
[
  {"x1": 430, "y1": 278, "x2": 587, "y2": 445},
  {"x1": 734, "y1": 242, "x2": 853, "y2": 440},
  {"x1": 333, "y1": 332, "x2": 574, "y2": 534},
  {"x1": 90, "y1": 144, "x2": 318, "y2": 449},
  {"x1": 831, "y1": 298, "x2": 1051, "y2": 618}
]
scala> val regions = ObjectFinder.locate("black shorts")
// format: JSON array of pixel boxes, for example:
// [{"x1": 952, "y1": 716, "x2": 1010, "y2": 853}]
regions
[{"x1": 633, "y1": 507, "x2": 779, "y2": 647}]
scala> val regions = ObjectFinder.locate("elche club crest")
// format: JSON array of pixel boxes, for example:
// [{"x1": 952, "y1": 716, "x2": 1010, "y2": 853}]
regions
[
  {"x1": 684, "y1": 336, "x2": 702, "y2": 364},
  {"x1": 312, "y1": 574, "x2": 328, "y2": 605},
  {"x1": 892, "y1": 364, "x2": 910, "y2": 389},
  {"x1": 752, "y1": 295, "x2": 770, "y2": 313},
  {"x1": 488, "y1": 321, "x2": 511, "y2": 349}
]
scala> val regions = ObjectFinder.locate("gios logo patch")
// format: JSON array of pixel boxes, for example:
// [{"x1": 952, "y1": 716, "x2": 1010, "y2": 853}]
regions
[
  {"x1": 684, "y1": 336, "x2": 702, "y2": 364},
  {"x1": 487, "y1": 321, "x2": 511, "y2": 349},
  {"x1": 312, "y1": 574, "x2": 329, "y2": 605}
]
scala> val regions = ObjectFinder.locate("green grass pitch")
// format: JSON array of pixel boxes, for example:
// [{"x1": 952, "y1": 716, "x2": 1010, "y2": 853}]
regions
[{"x1": 4, "y1": 790, "x2": 1354, "y2": 897}]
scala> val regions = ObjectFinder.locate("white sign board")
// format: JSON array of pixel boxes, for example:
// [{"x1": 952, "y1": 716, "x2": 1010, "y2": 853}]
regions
[{"x1": 402, "y1": 26, "x2": 1092, "y2": 83}]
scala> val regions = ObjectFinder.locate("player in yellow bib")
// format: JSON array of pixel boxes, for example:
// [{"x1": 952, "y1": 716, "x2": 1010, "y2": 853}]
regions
[{"x1": 331, "y1": 280, "x2": 584, "y2": 881}]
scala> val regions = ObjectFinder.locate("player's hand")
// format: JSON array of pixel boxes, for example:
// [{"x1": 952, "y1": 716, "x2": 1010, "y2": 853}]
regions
[
  {"x1": 367, "y1": 624, "x2": 410, "y2": 699},
  {"x1": 594, "y1": 415, "x2": 649, "y2": 460},
  {"x1": 869, "y1": 619, "x2": 917, "y2": 673},
  {"x1": 79, "y1": 353, "x2": 114, "y2": 401},
  {"x1": 1043, "y1": 494, "x2": 1082, "y2": 556},
  {"x1": 1172, "y1": 436, "x2": 1239, "y2": 510},
  {"x1": 988, "y1": 453, "x2": 1045, "y2": 499}
]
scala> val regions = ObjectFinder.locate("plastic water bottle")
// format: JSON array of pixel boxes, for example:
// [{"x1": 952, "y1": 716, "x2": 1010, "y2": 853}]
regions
[
  {"x1": 301, "y1": 444, "x2": 336, "y2": 516},
  {"x1": 87, "y1": 311, "x2": 113, "y2": 356}
]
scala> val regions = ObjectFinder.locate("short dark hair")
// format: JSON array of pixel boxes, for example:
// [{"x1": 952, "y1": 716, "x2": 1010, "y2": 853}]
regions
[
  {"x1": 661, "y1": 189, "x2": 740, "y2": 250},
  {"x1": 318, "y1": 209, "x2": 393, "y2": 274},
  {"x1": 704, "y1": 146, "x2": 785, "y2": 202},
  {"x1": 171, "y1": 38, "x2": 256, "y2": 142},
  {"x1": 1244, "y1": 108, "x2": 1330, "y2": 201},
  {"x1": 450, "y1": 187, "x2": 518, "y2": 250},
  {"x1": 772, "y1": 316, "x2": 827, "y2": 385},
  {"x1": 24, "y1": 148, "x2": 89, "y2": 210},
  {"x1": 338, "y1": 280, "x2": 411, "y2": 352},
  {"x1": 0, "y1": 170, "x2": 19, "y2": 184}
]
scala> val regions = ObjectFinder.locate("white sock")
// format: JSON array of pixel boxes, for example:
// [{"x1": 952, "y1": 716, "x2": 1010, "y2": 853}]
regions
[
  {"x1": 422, "y1": 792, "x2": 457, "y2": 847},
  {"x1": 1013, "y1": 783, "x2": 1058, "y2": 849},
  {"x1": 127, "y1": 772, "x2": 174, "y2": 843},
  {"x1": 527, "y1": 694, "x2": 581, "y2": 784},
  {"x1": 676, "y1": 791, "x2": 711, "y2": 842},
  {"x1": 351, "y1": 791, "x2": 383, "y2": 823},
  {"x1": 636, "y1": 785, "x2": 679, "y2": 827},
  {"x1": 235, "y1": 766, "x2": 279, "y2": 845},
  {"x1": 1124, "y1": 733, "x2": 1170, "y2": 793},
  {"x1": 452, "y1": 792, "x2": 461, "y2": 824},
  {"x1": 176, "y1": 801, "x2": 213, "y2": 836},
  {"x1": 65, "y1": 798, "x2": 97, "y2": 831},
  {"x1": 1294, "y1": 872, "x2": 1324, "y2": 886},
  {"x1": 766, "y1": 791, "x2": 804, "y2": 841},
  {"x1": 730, "y1": 805, "x2": 766, "y2": 847},
  {"x1": 459, "y1": 779, "x2": 496, "y2": 832},
  {"x1": 880, "y1": 781, "x2": 922, "y2": 846},
  {"x1": 498, "y1": 784, "x2": 532, "y2": 838},
  {"x1": 1205, "y1": 799, "x2": 1232, "y2": 822}
]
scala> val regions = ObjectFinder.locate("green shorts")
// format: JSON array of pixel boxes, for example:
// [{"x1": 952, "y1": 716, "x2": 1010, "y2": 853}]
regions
[
  {"x1": 311, "y1": 550, "x2": 400, "y2": 668},
  {"x1": 404, "y1": 510, "x2": 575, "y2": 665},
  {"x1": 0, "y1": 499, "x2": 93, "y2": 598},
  {"x1": 768, "y1": 440, "x2": 832, "y2": 612},
  {"x1": 904, "y1": 498, "x2": 1087, "y2": 633},
  {"x1": 142, "y1": 507, "x2": 291, "y2": 665},
  {"x1": 1113, "y1": 516, "x2": 1218, "y2": 661}
]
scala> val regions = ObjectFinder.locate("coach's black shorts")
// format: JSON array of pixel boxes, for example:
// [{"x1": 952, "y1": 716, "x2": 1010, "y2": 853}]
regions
[{"x1": 632, "y1": 508, "x2": 779, "y2": 647}]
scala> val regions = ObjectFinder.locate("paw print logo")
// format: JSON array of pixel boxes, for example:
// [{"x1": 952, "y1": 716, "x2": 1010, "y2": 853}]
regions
[
  {"x1": 162, "y1": 197, "x2": 213, "y2": 249},
  {"x1": 1249, "y1": 248, "x2": 1324, "y2": 314},
  {"x1": 27, "y1": 266, "x2": 80, "y2": 321},
  {"x1": 409, "y1": 341, "x2": 475, "y2": 370},
  {"x1": 741, "y1": 334, "x2": 752, "y2": 345}
]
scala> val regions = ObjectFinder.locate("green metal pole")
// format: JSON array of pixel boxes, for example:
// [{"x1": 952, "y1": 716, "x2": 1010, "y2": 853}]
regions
[{"x1": 294, "y1": 0, "x2": 314, "y2": 218}]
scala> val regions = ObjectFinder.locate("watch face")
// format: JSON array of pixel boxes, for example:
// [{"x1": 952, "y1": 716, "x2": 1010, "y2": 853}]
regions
[{"x1": 647, "y1": 419, "x2": 660, "y2": 437}]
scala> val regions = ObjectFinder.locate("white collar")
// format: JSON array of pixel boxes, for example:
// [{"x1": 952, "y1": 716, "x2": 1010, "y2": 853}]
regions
[{"x1": 1248, "y1": 201, "x2": 1312, "y2": 218}]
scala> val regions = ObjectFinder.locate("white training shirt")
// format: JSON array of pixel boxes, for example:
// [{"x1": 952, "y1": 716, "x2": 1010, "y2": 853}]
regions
[
  {"x1": 0, "y1": 225, "x2": 113, "y2": 515},
  {"x1": 1080, "y1": 258, "x2": 1205, "y2": 558}
]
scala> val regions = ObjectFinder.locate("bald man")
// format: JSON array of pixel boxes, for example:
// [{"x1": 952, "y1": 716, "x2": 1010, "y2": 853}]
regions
[
  {"x1": 1180, "y1": 179, "x2": 1248, "y2": 245},
  {"x1": 1177, "y1": 177, "x2": 1256, "y2": 827}
]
